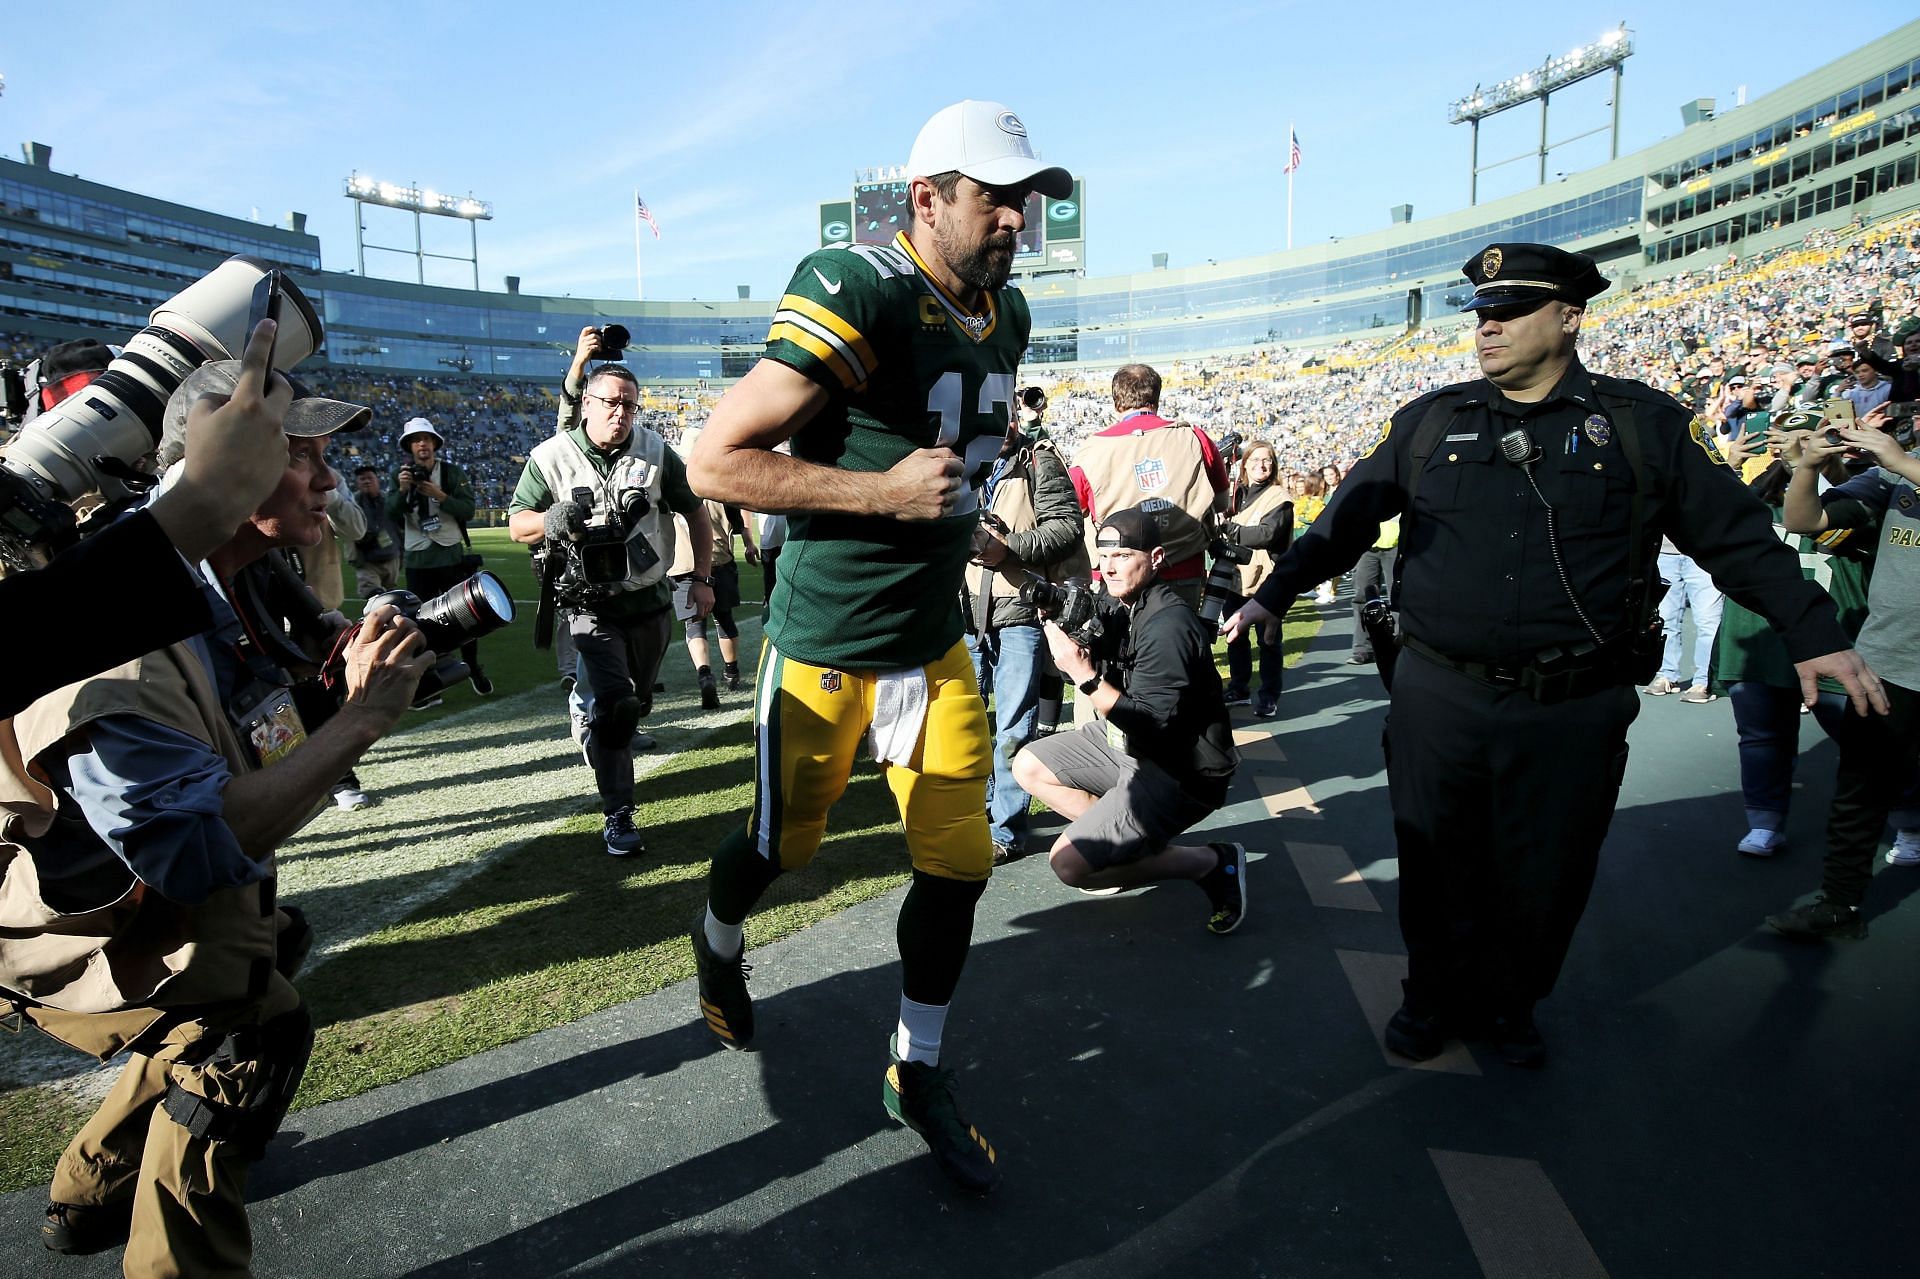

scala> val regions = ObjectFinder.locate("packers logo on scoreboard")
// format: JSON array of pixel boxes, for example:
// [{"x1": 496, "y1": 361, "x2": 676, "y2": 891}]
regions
[
  {"x1": 1048, "y1": 201, "x2": 1079, "y2": 223},
  {"x1": 823, "y1": 220, "x2": 850, "y2": 241}
]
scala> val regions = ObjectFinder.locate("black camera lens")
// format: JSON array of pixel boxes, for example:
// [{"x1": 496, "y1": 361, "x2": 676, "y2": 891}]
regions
[
  {"x1": 590, "y1": 324, "x2": 631, "y2": 361},
  {"x1": 414, "y1": 571, "x2": 515, "y2": 652}
]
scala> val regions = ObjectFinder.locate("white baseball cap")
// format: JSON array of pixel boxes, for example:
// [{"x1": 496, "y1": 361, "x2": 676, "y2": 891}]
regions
[{"x1": 906, "y1": 100, "x2": 1072, "y2": 198}]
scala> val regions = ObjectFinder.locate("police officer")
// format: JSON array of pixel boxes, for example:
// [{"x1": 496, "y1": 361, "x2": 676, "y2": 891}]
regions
[{"x1": 1223, "y1": 242, "x2": 1884, "y2": 1067}]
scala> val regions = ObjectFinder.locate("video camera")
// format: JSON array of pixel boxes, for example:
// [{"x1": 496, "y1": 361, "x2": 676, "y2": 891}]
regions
[
  {"x1": 0, "y1": 256, "x2": 323, "y2": 573},
  {"x1": 530, "y1": 485, "x2": 657, "y2": 648},
  {"x1": 1019, "y1": 573, "x2": 1104, "y2": 648}
]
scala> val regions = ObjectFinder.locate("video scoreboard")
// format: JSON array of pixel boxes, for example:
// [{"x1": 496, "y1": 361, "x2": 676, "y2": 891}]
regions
[{"x1": 818, "y1": 176, "x2": 1086, "y2": 274}]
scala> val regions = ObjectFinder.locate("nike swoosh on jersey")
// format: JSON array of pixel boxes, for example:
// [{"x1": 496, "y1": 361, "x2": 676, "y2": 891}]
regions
[{"x1": 812, "y1": 267, "x2": 842, "y2": 295}]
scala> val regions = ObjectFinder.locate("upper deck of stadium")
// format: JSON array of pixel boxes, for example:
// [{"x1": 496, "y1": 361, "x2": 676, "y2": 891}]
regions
[{"x1": 2, "y1": 19, "x2": 1916, "y2": 382}]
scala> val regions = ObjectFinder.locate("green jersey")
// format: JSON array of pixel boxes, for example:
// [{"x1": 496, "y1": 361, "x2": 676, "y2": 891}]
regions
[
  {"x1": 762, "y1": 230, "x2": 1029, "y2": 668},
  {"x1": 1713, "y1": 509, "x2": 1872, "y2": 694}
]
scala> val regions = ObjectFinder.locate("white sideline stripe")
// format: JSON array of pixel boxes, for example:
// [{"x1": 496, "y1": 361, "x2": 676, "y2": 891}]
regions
[
  {"x1": 1429, "y1": 1149, "x2": 1610, "y2": 1279},
  {"x1": 1286, "y1": 842, "x2": 1381, "y2": 912},
  {"x1": 1258, "y1": 774, "x2": 1322, "y2": 819}
]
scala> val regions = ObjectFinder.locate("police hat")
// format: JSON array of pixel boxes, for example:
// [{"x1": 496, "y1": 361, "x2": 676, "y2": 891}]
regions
[{"x1": 1459, "y1": 242, "x2": 1610, "y2": 312}]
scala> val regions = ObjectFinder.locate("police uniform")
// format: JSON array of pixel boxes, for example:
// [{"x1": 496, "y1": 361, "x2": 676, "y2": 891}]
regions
[{"x1": 1250, "y1": 243, "x2": 1850, "y2": 1058}]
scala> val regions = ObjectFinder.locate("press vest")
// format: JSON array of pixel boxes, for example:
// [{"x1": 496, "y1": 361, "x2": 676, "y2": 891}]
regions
[
  {"x1": 964, "y1": 443, "x2": 1093, "y2": 611},
  {"x1": 1074, "y1": 416, "x2": 1215, "y2": 566},
  {"x1": 1230, "y1": 482, "x2": 1291, "y2": 596},
  {"x1": 530, "y1": 429, "x2": 671, "y2": 592},
  {"x1": 0, "y1": 641, "x2": 280, "y2": 1024},
  {"x1": 402, "y1": 460, "x2": 467, "y2": 554}
]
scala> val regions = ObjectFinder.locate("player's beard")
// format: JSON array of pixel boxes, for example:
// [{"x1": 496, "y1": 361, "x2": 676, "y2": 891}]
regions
[{"x1": 939, "y1": 224, "x2": 1016, "y2": 292}]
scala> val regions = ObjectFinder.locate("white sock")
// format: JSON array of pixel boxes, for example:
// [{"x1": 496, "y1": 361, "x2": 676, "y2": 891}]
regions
[
  {"x1": 703, "y1": 906, "x2": 744, "y2": 960},
  {"x1": 896, "y1": 996, "x2": 948, "y2": 1066}
]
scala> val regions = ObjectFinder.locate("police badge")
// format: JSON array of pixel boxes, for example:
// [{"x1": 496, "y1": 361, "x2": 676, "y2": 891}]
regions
[
  {"x1": 1583, "y1": 414, "x2": 1612, "y2": 447},
  {"x1": 1481, "y1": 246, "x2": 1503, "y2": 279}
]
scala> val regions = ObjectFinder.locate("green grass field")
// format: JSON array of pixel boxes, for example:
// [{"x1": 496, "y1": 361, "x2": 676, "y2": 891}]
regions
[{"x1": 0, "y1": 527, "x2": 1323, "y2": 1193}]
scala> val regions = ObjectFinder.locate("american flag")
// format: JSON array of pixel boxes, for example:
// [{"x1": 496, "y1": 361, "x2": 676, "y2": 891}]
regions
[
  {"x1": 635, "y1": 191, "x2": 661, "y2": 239},
  {"x1": 1284, "y1": 128, "x2": 1303, "y2": 174}
]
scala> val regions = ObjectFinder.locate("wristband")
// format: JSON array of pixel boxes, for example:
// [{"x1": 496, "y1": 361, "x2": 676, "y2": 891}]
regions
[
  {"x1": 1077, "y1": 674, "x2": 1103, "y2": 696},
  {"x1": 690, "y1": 574, "x2": 715, "y2": 586}
]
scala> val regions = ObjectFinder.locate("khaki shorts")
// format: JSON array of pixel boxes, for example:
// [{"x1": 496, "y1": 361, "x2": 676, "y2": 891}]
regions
[{"x1": 1021, "y1": 722, "x2": 1214, "y2": 868}]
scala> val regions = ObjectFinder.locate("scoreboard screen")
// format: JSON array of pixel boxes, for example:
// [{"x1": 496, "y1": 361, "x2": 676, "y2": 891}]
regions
[
  {"x1": 852, "y1": 183, "x2": 1044, "y2": 257},
  {"x1": 829, "y1": 178, "x2": 1083, "y2": 270}
]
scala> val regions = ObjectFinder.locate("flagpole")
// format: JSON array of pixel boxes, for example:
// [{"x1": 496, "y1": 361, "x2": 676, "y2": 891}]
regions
[
  {"x1": 633, "y1": 189, "x2": 644, "y2": 301},
  {"x1": 1286, "y1": 120, "x2": 1295, "y2": 252}
]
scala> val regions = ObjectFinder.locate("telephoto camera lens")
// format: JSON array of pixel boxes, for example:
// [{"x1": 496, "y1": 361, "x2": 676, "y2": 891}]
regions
[{"x1": 413, "y1": 571, "x2": 516, "y2": 653}]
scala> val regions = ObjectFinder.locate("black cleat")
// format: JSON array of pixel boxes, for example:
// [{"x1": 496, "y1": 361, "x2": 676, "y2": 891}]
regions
[
  {"x1": 690, "y1": 912, "x2": 754, "y2": 1050},
  {"x1": 469, "y1": 666, "x2": 494, "y2": 696},
  {"x1": 1199, "y1": 842, "x2": 1248, "y2": 935},
  {"x1": 42, "y1": 1200, "x2": 132, "y2": 1255},
  {"x1": 699, "y1": 673, "x2": 721, "y2": 710},
  {"x1": 1484, "y1": 1012, "x2": 1546, "y2": 1068},
  {"x1": 883, "y1": 1037, "x2": 1000, "y2": 1194}
]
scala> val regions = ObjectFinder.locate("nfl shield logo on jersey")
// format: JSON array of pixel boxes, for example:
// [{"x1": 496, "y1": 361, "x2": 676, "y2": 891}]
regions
[
  {"x1": 1133, "y1": 457, "x2": 1168, "y2": 493},
  {"x1": 820, "y1": 671, "x2": 843, "y2": 693}
]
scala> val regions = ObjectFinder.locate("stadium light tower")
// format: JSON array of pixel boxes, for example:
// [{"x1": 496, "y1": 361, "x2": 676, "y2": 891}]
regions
[
  {"x1": 1448, "y1": 24, "x2": 1633, "y2": 205},
  {"x1": 344, "y1": 173, "x2": 494, "y2": 289}
]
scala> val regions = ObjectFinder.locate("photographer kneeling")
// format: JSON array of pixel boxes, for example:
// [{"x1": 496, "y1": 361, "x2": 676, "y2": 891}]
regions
[
  {"x1": 1011, "y1": 507, "x2": 1248, "y2": 934},
  {"x1": 510, "y1": 362, "x2": 712, "y2": 856},
  {"x1": 0, "y1": 358, "x2": 432, "y2": 1275}
]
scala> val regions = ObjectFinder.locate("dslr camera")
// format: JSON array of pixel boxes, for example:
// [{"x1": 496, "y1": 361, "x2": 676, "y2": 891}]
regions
[
  {"x1": 361, "y1": 571, "x2": 515, "y2": 702},
  {"x1": 1019, "y1": 573, "x2": 1104, "y2": 648},
  {"x1": 586, "y1": 324, "x2": 631, "y2": 362}
]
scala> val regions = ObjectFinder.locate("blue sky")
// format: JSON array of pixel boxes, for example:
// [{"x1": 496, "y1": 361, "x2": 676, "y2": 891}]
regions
[{"x1": 3, "y1": 3, "x2": 1906, "y2": 301}]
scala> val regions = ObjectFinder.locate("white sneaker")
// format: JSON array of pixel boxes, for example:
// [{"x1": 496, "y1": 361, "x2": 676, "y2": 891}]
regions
[
  {"x1": 1642, "y1": 677, "x2": 1676, "y2": 696},
  {"x1": 1737, "y1": 828, "x2": 1785, "y2": 858},
  {"x1": 1887, "y1": 830, "x2": 1920, "y2": 867},
  {"x1": 332, "y1": 786, "x2": 371, "y2": 811}
]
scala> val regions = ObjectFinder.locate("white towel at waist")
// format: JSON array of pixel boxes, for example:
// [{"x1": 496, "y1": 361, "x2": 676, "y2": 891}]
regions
[{"x1": 868, "y1": 667, "x2": 930, "y2": 767}]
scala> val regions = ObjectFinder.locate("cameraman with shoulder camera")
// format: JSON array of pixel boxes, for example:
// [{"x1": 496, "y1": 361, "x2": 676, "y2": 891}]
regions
[
  {"x1": 964, "y1": 385, "x2": 1085, "y2": 863},
  {"x1": 0, "y1": 349, "x2": 432, "y2": 1276},
  {"x1": 510, "y1": 362, "x2": 712, "y2": 856},
  {"x1": 1011, "y1": 507, "x2": 1246, "y2": 934},
  {"x1": 390, "y1": 417, "x2": 489, "y2": 700}
]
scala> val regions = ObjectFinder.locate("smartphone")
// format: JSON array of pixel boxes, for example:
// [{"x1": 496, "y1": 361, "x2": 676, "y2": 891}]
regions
[
  {"x1": 246, "y1": 268, "x2": 284, "y2": 369},
  {"x1": 1884, "y1": 401, "x2": 1920, "y2": 420},
  {"x1": 1825, "y1": 398, "x2": 1856, "y2": 426}
]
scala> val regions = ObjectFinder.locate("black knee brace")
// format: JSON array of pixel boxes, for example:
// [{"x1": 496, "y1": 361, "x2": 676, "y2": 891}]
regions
[
  {"x1": 593, "y1": 692, "x2": 644, "y2": 747},
  {"x1": 159, "y1": 1002, "x2": 315, "y2": 1161}
]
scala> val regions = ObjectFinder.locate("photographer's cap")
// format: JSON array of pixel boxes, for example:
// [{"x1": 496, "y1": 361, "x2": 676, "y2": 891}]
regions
[
  {"x1": 157, "y1": 360, "x2": 369, "y2": 470},
  {"x1": 1096, "y1": 506, "x2": 1162, "y2": 553},
  {"x1": 399, "y1": 416, "x2": 443, "y2": 445},
  {"x1": 907, "y1": 100, "x2": 1072, "y2": 198}
]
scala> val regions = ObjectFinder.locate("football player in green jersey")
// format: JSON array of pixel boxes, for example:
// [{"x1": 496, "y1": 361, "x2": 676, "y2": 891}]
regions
[{"x1": 686, "y1": 100, "x2": 1070, "y2": 1194}]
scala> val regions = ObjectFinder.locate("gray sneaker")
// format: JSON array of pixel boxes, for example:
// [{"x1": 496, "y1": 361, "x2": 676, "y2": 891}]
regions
[{"x1": 603, "y1": 805, "x2": 645, "y2": 857}]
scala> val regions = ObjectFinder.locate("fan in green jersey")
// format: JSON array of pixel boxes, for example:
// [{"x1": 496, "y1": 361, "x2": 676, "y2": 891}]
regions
[{"x1": 686, "y1": 99, "x2": 1070, "y2": 1195}]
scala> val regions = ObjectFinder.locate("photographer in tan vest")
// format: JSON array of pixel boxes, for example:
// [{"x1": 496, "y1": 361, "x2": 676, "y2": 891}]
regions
[
  {"x1": 1068, "y1": 363, "x2": 1230, "y2": 610},
  {"x1": 963, "y1": 388, "x2": 1085, "y2": 861}
]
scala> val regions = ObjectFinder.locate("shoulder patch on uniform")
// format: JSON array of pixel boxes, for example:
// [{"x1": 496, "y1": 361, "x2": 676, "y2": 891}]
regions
[{"x1": 1686, "y1": 416, "x2": 1719, "y2": 460}]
